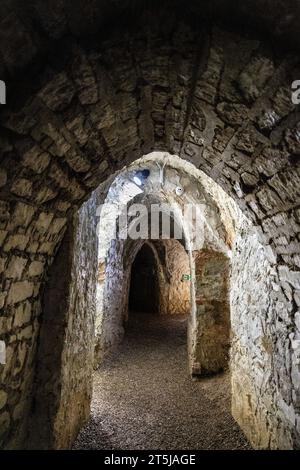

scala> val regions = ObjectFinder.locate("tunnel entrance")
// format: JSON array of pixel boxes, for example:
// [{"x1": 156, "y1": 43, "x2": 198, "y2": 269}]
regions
[
  {"x1": 128, "y1": 244, "x2": 159, "y2": 314},
  {"x1": 28, "y1": 152, "x2": 239, "y2": 450},
  {"x1": 1, "y1": 0, "x2": 300, "y2": 450}
]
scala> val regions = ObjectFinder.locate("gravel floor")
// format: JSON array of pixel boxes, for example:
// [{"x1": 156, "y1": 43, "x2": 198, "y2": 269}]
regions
[{"x1": 73, "y1": 312, "x2": 251, "y2": 450}]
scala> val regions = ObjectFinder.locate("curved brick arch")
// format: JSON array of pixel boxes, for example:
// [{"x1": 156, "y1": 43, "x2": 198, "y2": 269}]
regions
[
  {"x1": 0, "y1": 2, "x2": 300, "y2": 451},
  {"x1": 0, "y1": 18, "x2": 299, "y2": 259}
]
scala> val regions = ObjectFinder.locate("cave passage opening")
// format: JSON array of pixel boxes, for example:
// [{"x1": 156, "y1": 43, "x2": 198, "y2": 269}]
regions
[
  {"x1": 128, "y1": 244, "x2": 159, "y2": 315},
  {"x1": 0, "y1": 4, "x2": 300, "y2": 450},
  {"x1": 70, "y1": 152, "x2": 243, "y2": 449}
]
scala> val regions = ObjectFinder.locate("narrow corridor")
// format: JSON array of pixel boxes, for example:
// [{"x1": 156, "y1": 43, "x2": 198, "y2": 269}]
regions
[{"x1": 73, "y1": 313, "x2": 251, "y2": 450}]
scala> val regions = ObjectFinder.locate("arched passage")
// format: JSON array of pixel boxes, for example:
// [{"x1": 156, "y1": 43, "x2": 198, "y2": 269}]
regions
[
  {"x1": 129, "y1": 244, "x2": 159, "y2": 314},
  {"x1": 11, "y1": 150, "x2": 300, "y2": 451},
  {"x1": 0, "y1": 1, "x2": 299, "y2": 451}
]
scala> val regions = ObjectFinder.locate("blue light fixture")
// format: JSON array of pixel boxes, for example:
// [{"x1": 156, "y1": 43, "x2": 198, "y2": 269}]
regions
[{"x1": 132, "y1": 169, "x2": 150, "y2": 186}]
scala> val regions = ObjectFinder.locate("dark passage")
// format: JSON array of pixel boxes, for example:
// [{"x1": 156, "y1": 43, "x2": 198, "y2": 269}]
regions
[{"x1": 129, "y1": 244, "x2": 159, "y2": 313}]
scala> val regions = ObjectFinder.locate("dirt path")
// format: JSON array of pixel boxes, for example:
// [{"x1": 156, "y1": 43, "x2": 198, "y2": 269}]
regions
[{"x1": 73, "y1": 312, "x2": 251, "y2": 450}]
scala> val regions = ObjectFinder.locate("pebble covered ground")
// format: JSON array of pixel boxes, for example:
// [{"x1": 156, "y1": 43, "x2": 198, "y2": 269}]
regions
[{"x1": 73, "y1": 312, "x2": 251, "y2": 450}]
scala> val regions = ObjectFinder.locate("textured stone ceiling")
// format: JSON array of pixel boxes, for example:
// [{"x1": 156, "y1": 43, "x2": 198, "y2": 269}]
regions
[
  {"x1": 0, "y1": 0, "x2": 300, "y2": 451},
  {"x1": 0, "y1": 0, "x2": 300, "y2": 84},
  {"x1": 0, "y1": 9, "x2": 299, "y2": 267}
]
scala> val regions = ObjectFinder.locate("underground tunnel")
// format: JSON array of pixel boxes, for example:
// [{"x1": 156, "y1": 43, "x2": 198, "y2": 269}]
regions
[
  {"x1": 0, "y1": 0, "x2": 300, "y2": 452},
  {"x1": 128, "y1": 244, "x2": 160, "y2": 315}
]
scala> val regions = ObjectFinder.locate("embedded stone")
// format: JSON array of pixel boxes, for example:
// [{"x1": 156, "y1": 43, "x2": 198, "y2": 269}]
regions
[
  {"x1": 272, "y1": 86, "x2": 295, "y2": 119},
  {"x1": 56, "y1": 201, "x2": 71, "y2": 213},
  {"x1": 18, "y1": 325, "x2": 33, "y2": 340},
  {"x1": 35, "y1": 187, "x2": 58, "y2": 204},
  {"x1": 195, "y1": 47, "x2": 223, "y2": 104},
  {"x1": 37, "y1": 242, "x2": 57, "y2": 255},
  {"x1": 5, "y1": 256, "x2": 28, "y2": 280},
  {"x1": 38, "y1": 72, "x2": 76, "y2": 111},
  {"x1": 216, "y1": 102, "x2": 249, "y2": 127},
  {"x1": 238, "y1": 56, "x2": 274, "y2": 103},
  {"x1": 7, "y1": 281, "x2": 34, "y2": 305},
  {"x1": 22, "y1": 146, "x2": 51, "y2": 174},
  {"x1": 8, "y1": 203, "x2": 36, "y2": 230},
  {"x1": 27, "y1": 261, "x2": 45, "y2": 278},
  {"x1": 49, "y1": 163, "x2": 70, "y2": 189},
  {"x1": 14, "y1": 301, "x2": 32, "y2": 328},
  {"x1": 48, "y1": 218, "x2": 67, "y2": 235},
  {"x1": 4, "y1": 234, "x2": 30, "y2": 252},
  {"x1": 65, "y1": 115, "x2": 89, "y2": 146},
  {"x1": 11, "y1": 178, "x2": 33, "y2": 198},
  {"x1": 34, "y1": 212, "x2": 55, "y2": 233},
  {"x1": 65, "y1": 149, "x2": 91, "y2": 173}
]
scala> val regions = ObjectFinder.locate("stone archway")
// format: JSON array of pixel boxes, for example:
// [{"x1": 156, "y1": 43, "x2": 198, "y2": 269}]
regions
[{"x1": 0, "y1": 1, "x2": 299, "y2": 450}]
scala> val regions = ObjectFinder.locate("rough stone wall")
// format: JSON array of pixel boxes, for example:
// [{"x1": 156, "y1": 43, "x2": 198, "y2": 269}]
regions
[
  {"x1": 28, "y1": 192, "x2": 98, "y2": 449},
  {"x1": 53, "y1": 194, "x2": 98, "y2": 449},
  {"x1": 27, "y1": 223, "x2": 74, "y2": 449},
  {"x1": 0, "y1": 208, "x2": 59, "y2": 448},
  {"x1": 160, "y1": 239, "x2": 191, "y2": 316},
  {"x1": 0, "y1": 6, "x2": 299, "y2": 449},
  {"x1": 95, "y1": 239, "x2": 130, "y2": 363},
  {"x1": 231, "y1": 221, "x2": 300, "y2": 449},
  {"x1": 189, "y1": 250, "x2": 230, "y2": 376}
]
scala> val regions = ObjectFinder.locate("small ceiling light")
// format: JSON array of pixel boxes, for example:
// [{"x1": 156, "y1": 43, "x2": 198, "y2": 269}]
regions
[
  {"x1": 132, "y1": 169, "x2": 150, "y2": 186},
  {"x1": 175, "y1": 186, "x2": 184, "y2": 196}
]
